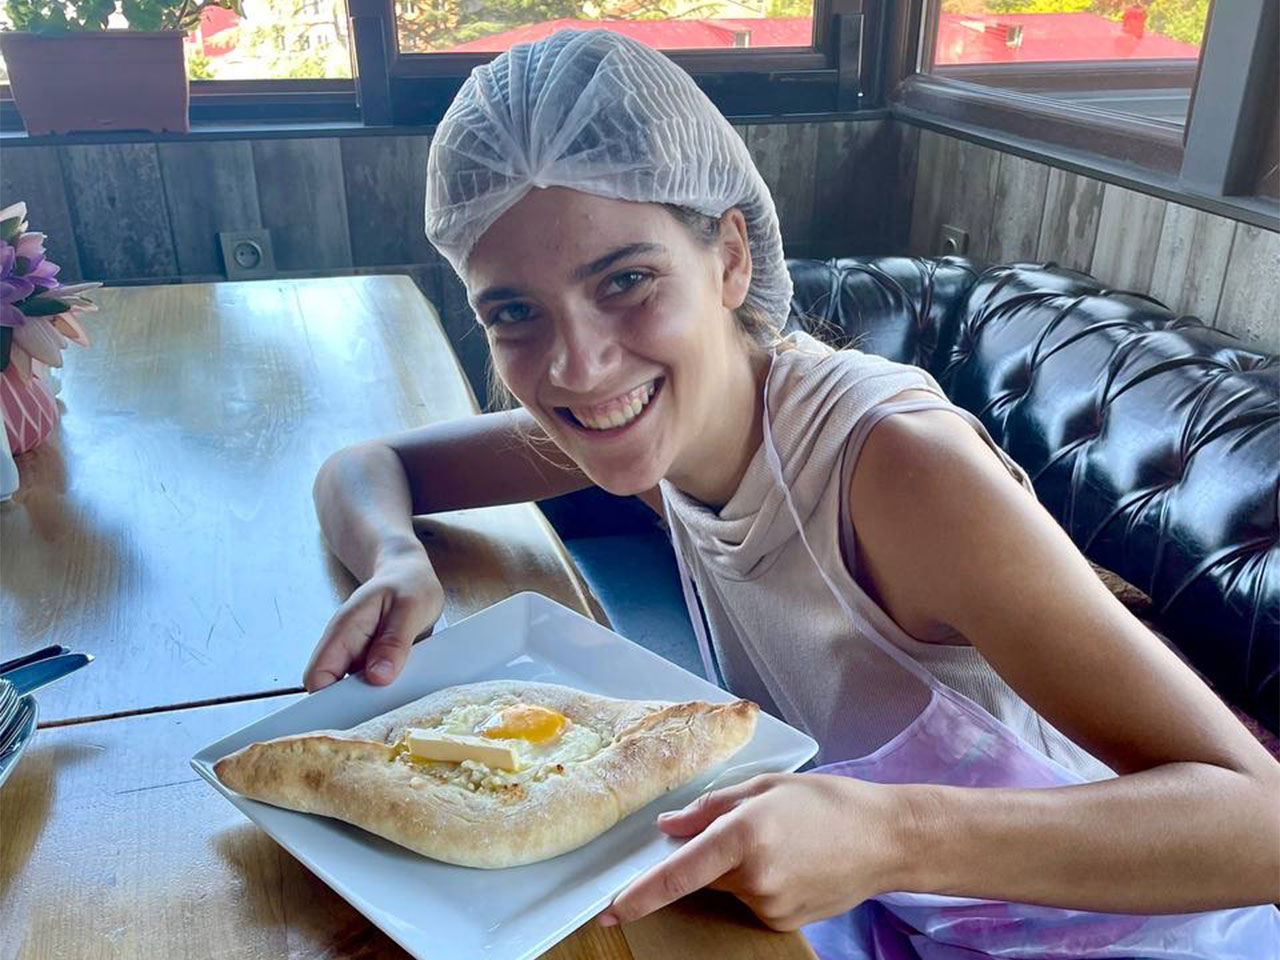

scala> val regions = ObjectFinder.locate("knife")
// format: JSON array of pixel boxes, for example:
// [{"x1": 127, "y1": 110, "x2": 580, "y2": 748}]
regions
[
  {"x1": 3, "y1": 653, "x2": 94, "y2": 696},
  {"x1": 0, "y1": 644, "x2": 67, "y2": 675}
]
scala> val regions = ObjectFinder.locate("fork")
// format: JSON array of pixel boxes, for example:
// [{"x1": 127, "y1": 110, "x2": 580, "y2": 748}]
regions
[
  {"x1": 0, "y1": 679, "x2": 24, "y2": 758},
  {"x1": 0, "y1": 696, "x2": 34, "y2": 760},
  {"x1": 0, "y1": 679, "x2": 17, "y2": 738}
]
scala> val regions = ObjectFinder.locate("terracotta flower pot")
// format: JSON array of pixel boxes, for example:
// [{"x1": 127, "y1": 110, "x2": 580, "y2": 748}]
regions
[
  {"x1": 0, "y1": 30, "x2": 189, "y2": 135},
  {"x1": 0, "y1": 363, "x2": 58, "y2": 455}
]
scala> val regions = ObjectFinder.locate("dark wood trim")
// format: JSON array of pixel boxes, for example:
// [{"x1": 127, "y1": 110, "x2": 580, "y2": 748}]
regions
[
  {"x1": 188, "y1": 79, "x2": 355, "y2": 95},
  {"x1": 917, "y1": 0, "x2": 940, "y2": 74},
  {"x1": 934, "y1": 59, "x2": 1198, "y2": 93},
  {"x1": 893, "y1": 73, "x2": 1185, "y2": 173},
  {"x1": 884, "y1": 0, "x2": 924, "y2": 91},
  {"x1": 387, "y1": 47, "x2": 829, "y2": 78},
  {"x1": 834, "y1": 12, "x2": 862, "y2": 111},
  {"x1": 1181, "y1": 0, "x2": 1277, "y2": 196},
  {"x1": 348, "y1": 0, "x2": 394, "y2": 124}
]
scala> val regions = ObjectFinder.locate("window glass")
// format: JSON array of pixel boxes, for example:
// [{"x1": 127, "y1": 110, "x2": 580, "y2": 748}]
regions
[
  {"x1": 184, "y1": 0, "x2": 352, "y2": 79},
  {"x1": 928, "y1": 1, "x2": 1209, "y2": 125},
  {"x1": 394, "y1": 0, "x2": 816, "y2": 56}
]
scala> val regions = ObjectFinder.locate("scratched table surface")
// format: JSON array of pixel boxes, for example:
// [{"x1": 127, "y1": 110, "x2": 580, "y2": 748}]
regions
[
  {"x1": 0, "y1": 276, "x2": 815, "y2": 960},
  {"x1": 0, "y1": 277, "x2": 599, "y2": 724}
]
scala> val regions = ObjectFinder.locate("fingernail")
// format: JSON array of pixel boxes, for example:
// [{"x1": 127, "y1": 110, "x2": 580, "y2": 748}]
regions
[
  {"x1": 657, "y1": 811, "x2": 678, "y2": 820},
  {"x1": 597, "y1": 913, "x2": 618, "y2": 927},
  {"x1": 368, "y1": 660, "x2": 393, "y2": 683}
]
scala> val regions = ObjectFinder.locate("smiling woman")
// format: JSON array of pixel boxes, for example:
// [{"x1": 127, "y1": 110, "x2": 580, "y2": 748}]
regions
[
  {"x1": 466, "y1": 188, "x2": 763, "y2": 500},
  {"x1": 304, "y1": 26, "x2": 1280, "y2": 960}
]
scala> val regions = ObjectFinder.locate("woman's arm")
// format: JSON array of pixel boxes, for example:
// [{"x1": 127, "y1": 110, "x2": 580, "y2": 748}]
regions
[
  {"x1": 844, "y1": 406, "x2": 1280, "y2": 912},
  {"x1": 305, "y1": 408, "x2": 590, "y2": 689},
  {"x1": 313, "y1": 408, "x2": 588, "y2": 580}
]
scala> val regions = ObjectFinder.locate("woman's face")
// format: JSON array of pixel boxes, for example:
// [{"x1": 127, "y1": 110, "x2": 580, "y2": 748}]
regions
[{"x1": 467, "y1": 187, "x2": 753, "y2": 496}]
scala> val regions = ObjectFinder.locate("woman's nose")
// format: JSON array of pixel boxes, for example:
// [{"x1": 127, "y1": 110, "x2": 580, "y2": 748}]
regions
[{"x1": 547, "y1": 312, "x2": 621, "y2": 393}]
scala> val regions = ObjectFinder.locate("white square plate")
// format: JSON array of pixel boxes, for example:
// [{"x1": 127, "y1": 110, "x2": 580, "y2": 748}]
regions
[{"x1": 192, "y1": 591, "x2": 818, "y2": 960}]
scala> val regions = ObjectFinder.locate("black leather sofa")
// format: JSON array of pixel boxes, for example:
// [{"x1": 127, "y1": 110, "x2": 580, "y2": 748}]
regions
[{"x1": 540, "y1": 257, "x2": 1280, "y2": 737}]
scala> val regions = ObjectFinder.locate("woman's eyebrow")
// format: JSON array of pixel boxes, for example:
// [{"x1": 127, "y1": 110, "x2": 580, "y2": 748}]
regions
[
  {"x1": 570, "y1": 243, "x2": 665, "y2": 282},
  {"x1": 473, "y1": 242, "x2": 666, "y2": 306},
  {"x1": 474, "y1": 285, "x2": 525, "y2": 306}
]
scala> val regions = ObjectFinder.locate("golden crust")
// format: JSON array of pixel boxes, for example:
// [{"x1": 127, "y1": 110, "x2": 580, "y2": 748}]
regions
[{"x1": 213, "y1": 681, "x2": 757, "y2": 868}]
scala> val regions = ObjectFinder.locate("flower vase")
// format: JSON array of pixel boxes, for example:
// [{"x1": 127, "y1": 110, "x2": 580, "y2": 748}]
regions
[{"x1": 0, "y1": 362, "x2": 59, "y2": 455}]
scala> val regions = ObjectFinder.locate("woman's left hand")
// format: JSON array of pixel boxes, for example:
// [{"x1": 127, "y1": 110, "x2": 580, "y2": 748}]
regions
[{"x1": 598, "y1": 773, "x2": 903, "y2": 931}]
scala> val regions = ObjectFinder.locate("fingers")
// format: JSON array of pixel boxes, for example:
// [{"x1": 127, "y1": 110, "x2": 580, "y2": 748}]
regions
[
  {"x1": 600, "y1": 817, "x2": 745, "y2": 926},
  {"x1": 361, "y1": 595, "x2": 430, "y2": 685},
  {"x1": 303, "y1": 596, "x2": 381, "y2": 691},
  {"x1": 656, "y1": 776, "x2": 774, "y2": 837}
]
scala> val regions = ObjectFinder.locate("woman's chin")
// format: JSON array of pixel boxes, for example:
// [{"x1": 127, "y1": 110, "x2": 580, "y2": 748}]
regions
[{"x1": 575, "y1": 457, "x2": 666, "y2": 497}]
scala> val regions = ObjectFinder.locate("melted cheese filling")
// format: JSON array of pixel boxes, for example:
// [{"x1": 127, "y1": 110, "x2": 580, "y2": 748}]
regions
[{"x1": 390, "y1": 701, "x2": 603, "y2": 792}]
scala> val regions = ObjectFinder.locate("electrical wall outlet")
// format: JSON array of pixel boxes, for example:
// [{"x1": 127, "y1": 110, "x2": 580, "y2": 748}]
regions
[
  {"x1": 939, "y1": 224, "x2": 969, "y2": 256},
  {"x1": 218, "y1": 229, "x2": 276, "y2": 280}
]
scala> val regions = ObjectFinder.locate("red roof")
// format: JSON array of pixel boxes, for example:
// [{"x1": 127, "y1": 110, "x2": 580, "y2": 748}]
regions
[
  {"x1": 934, "y1": 10, "x2": 1200, "y2": 64},
  {"x1": 439, "y1": 18, "x2": 813, "y2": 53},
  {"x1": 187, "y1": 5, "x2": 240, "y2": 58}
]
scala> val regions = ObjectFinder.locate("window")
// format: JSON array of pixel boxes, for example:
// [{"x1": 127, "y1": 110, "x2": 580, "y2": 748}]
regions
[
  {"x1": 394, "y1": 0, "x2": 817, "y2": 56},
  {"x1": 923, "y1": 1, "x2": 1209, "y2": 126},
  {"x1": 186, "y1": 0, "x2": 353, "y2": 80},
  {"x1": 892, "y1": 0, "x2": 1278, "y2": 207}
]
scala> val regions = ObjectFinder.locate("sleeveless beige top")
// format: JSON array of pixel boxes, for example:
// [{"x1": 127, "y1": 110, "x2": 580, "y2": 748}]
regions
[{"x1": 661, "y1": 333, "x2": 1113, "y2": 780}]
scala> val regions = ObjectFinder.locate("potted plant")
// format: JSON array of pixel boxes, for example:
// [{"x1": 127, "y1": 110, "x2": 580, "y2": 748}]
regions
[
  {"x1": 0, "y1": 201, "x2": 99, "y2": 456},
  {"x1": 1, "y1": 0, "x2": 244, "y2": 134}
]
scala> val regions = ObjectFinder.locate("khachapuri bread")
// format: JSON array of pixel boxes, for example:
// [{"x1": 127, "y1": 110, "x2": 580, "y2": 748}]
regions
[{"x1": 214, "y1": 680, "x2": 758, "y2": 868}]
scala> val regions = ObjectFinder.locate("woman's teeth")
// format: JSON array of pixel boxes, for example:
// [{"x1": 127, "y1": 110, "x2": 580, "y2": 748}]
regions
[{"x1": 570, "y1": 380, "x2": 657, "y2": 431}]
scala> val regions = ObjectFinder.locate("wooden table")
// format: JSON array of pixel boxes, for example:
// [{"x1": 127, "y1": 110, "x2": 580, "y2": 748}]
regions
[{"x1": 0, "y1": 277, "x2": 814, "y2": 960}]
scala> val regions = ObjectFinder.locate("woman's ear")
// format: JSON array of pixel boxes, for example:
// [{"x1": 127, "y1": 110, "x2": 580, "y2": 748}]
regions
[{"x1": 718, "y1": 208, "x2": 752, "y2": 311}]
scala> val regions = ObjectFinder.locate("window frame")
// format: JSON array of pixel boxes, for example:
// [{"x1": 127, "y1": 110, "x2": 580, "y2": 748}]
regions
[
  {"x1": 891, "y1": 0, "x2": 1280, "y2": 203},
  {"x1": 351, "y1": 0, "x2": 879, "y2": 125},
  {"x1": 1, "y1": 0, "x2": 888, "y2": 131}
]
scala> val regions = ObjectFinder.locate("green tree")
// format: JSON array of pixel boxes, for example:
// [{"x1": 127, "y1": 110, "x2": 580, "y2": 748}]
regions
[
  {"x1": 187, "y1": 49, "x2": 216, "y2": 79},
  {"x1": 765, "y1": 0, "x2": 809, "y2": 18}
]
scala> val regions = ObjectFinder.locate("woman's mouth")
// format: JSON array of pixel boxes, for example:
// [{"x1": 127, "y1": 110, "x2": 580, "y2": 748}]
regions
[{"x1": 555, "y1": 378, "x2": 663, "y2": 436}]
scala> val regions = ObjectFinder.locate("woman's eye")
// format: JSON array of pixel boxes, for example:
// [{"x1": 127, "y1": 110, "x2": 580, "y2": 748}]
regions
[
  {"x1": 603, "y1": 270, "x2": 651, "y2": 296},
  {"x1": 490, "y1": 303, "x2": 532, "y2": 326}
]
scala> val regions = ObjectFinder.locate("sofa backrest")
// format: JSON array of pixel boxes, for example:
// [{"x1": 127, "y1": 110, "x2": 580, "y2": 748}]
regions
[{"x1": 786, "y1": 256, "x2": 1280, "y2": 733}]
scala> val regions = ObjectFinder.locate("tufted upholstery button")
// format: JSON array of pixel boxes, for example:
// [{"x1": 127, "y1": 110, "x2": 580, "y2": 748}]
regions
[{"x1": 785, "y1": 257, "x2": 1279, "y2": 734}]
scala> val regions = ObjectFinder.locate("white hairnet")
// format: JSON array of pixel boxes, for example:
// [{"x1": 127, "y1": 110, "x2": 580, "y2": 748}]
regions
[{"x1": 424, "y1": 28, "x2": 792, "y2": 331}]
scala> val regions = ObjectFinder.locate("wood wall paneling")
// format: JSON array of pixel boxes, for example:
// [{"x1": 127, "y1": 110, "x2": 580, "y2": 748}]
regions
[
  {"x1": 1216, "y1": 223, "x2": 1280, "y2": 348},
  {"x1": 986, "y1": 152, "x2": 1051, "y2": 262},
  {"x1": 251, "y1": 138, "x2": 353, "y2": 272},
  {"x1": 746, "y1": 122, "x2": 820, "y2": 258},
  {"x1": 812, "y1": 119, "x2": 862, "y2": 256},
  {"x1": 60, "y1": 143, "x2": 178, "y2": 281},
  {"x1": 907, "y1": 128, "x2": 947, "y2": 257},
  {"x1": 1090, "y1": 183, "x2": 1167, "y2": 293},
  {"x1": 1148, "y1": 202, "x2": 1237, "y2": 322},
  {"x1": 1036, "y1": 167, "x2": 1105, "y2": 272},
  {"x1": 812, "y1": 119, "x2": 920, "y2": 258},
  {"x1": 886, "y1": 121, "x2": 921, "y2": 255},
  {"x1": 157, "y1": 140, "x2": 262, "y2": 278},
  {"x1": 0, "y1": 145, "x2": 83, "y2": 284},
  {"x1": 907, "y1": 129, "x2": 1001, "y2": 258},
  {"x1": 339, "y1": 135, "x2": 439, "y2": 268}
]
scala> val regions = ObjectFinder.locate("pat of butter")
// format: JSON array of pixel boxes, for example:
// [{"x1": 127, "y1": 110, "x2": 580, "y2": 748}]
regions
[{"x1": 404, "y1": 729, "x2": 519, "y2": 771}]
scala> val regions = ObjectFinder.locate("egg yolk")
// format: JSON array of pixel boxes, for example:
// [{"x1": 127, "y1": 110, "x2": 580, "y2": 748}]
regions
[{"x1": 478, "y1": 704, "x2": 568, "y2": 743}]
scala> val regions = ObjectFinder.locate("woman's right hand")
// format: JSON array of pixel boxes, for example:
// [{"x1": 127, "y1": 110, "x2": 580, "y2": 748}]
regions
[{"x1": 303, "y1": 544, "x2": 444, "y2": 691}]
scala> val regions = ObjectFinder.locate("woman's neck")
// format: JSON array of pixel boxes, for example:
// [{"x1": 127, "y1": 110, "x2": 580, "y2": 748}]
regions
[{"x1": 666, "y1": 340, "x2": 772, "y2": 510}]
